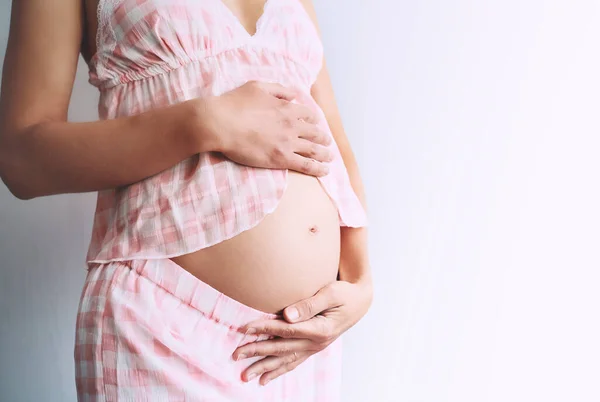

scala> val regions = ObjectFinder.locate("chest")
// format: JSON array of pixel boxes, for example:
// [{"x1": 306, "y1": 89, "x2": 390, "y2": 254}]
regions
[
  {"x1": 219, "y1": 0, "x2": 269, "y2": 36},
  {"x1": 86, "y1": 0, "x2": 323, "y2": 89},
  {"x1": 89, "y1": 0, "x2": 320, "y2": 62}
]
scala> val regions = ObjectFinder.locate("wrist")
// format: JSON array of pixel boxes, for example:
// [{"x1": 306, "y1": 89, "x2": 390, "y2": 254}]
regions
[
  {"x1": 349, "y1": 274, "x2": 373, "y2": 313},
  {"x1": 184, "y1": 97, "x2": 223, "y2": 154}
]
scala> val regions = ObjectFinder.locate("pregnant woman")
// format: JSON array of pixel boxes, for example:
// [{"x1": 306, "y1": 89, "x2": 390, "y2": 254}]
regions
[{"x1": 0, "y1": 0, "x2": 372, "y2": 400}]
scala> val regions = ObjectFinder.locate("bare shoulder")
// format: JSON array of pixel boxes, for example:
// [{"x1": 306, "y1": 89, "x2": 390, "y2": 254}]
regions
[{"x1": 297, "y1": 0, "x2": 321, "y2": 32}]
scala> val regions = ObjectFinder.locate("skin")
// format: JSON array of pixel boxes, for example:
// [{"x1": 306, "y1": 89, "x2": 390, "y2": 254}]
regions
[
  {"x1": 231, "y1": 0, "x2": 373, "y2": 385},
  {"x1": 0, "y1": 1, "x2": 332, "y2": 199},
  {"x1": 0, "y1": 0, "x2": 373, "y2": 387}
]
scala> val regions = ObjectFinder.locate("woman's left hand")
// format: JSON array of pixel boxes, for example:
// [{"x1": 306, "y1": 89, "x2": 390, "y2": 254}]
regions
[{"x1": 232, "y1": 278, "x2": 373, "y2": 386}]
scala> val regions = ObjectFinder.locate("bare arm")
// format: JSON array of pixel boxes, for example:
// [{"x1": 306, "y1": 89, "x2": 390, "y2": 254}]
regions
[
  {"x1": 300, "y1": 0, "x2": 372, "y2": 285},
  {"x1": 0, "y1": 0, "x2": 217, "y2": 200},
  {"x1": 0, "y1": 0, "x2": 332, "y2": 200}
]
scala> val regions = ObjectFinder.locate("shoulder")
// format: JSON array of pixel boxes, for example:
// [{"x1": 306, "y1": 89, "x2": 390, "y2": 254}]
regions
[{"x1": 297, "y1": 0, "x2": 321, "y2": 31}]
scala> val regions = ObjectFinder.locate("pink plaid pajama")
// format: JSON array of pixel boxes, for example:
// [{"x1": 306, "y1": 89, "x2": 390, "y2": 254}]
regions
[
  {"x1": 75, "y1": 258, "x2": 342, "y2": 401},
  {"x1": 86, "y1": 0, "x2": 368, "y2": 265},
  {"x1": 76, "y1": 1, "x2": 367, "y2": 399}
]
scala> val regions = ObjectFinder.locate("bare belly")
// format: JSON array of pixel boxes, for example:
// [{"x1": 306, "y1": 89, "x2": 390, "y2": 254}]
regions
[{"x1": 170, "y1": 171, "x2": 341, "y2": 314}]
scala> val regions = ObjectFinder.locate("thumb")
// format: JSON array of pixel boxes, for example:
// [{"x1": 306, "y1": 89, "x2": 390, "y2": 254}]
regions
[
  {"x1": 259, "y1": 82, "x2": 298, "y2": 101},
  {"x1": 283, "y1": 282, "x2": 341, "y2": 323}
]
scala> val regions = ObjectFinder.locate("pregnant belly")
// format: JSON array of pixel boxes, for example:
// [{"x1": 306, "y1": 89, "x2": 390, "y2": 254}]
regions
[{"x1": 170, "y1": 171, "x2": 341, "y2": 314}]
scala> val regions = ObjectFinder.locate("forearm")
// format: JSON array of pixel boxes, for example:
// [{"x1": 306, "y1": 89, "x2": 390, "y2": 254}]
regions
[
  {"x1": 323, "y1": 95, "x2": 370, "y2": 285},
  {"x1": 0, "y1": 98, "x2": 214, "y2": 199},
  {"x1": 309, "y1": 67, "x2": 371, "y2": 285},
  {"x1": 338, "y1": 159, "x2": 371, "y2": 285}
]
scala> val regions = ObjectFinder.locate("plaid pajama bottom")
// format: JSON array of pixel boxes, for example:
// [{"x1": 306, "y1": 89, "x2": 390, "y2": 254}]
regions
[{"x1": 74, "y1": 258, "x2": 342, "y2": 401}]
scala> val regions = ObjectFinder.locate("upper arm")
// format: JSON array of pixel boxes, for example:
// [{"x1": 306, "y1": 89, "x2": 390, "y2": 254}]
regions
[
  {"x1": 0, "y1": 0, "x2": 83, "y2": 138},
  {"x1": 298, "y1": 0, "x2": 356, "y2": 159}
]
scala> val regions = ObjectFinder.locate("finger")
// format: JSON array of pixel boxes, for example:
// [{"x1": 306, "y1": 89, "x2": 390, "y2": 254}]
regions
[
  {"x1": 288, "y1": 154, "x2": 329, "y2": 177},
  {"x1": 260, "y1": 355, "x2": 308, "y2": 386},
  {"x1": 294, "y1": 139, "x2": 333, "y2": 163},
  {"x1": 232, "y1": 338, "x2": 312, "y2": 361},
  {"x1": 284, "y1": 282, "x2": 343, "y2": 323},
  {"x1": 296, "y1": 122, "x2": 332, "y2": 146},
  {"x1": 243, "y1": 352, "x2": 307, "y2": 383},
  {"x1": 257, "y1": 82, "x2": 297, "y2": 101},
  {"x1": 242, "y1": 316, "x2": 335, "y2": 343},
  {"x1": 286, "y1": 103, "x2": 319, "y2": 125}
]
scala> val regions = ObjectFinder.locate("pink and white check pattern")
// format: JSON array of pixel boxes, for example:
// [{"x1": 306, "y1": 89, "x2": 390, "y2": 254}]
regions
[
  {"x1": 75, "y1": 259, "x2": 343, "y2": 401},
  {"x1": 85, "y1": 0, "x2": 368, "y2": 264}
]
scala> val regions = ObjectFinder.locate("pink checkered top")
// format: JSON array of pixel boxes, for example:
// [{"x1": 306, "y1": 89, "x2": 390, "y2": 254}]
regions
[{"x1": 85, "y1": 0, "x2": 368, "y2": 264}]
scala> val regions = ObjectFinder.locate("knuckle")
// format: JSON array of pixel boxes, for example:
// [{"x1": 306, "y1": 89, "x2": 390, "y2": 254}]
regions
[
  {"x1": 281, "y1": 326, "x2": 296, "y2": 338},
  {"x1": 255, "y1": 362, "x2": 268, "y2": 373},
  {"x1": 317, "y1": 334, "x2": 330, "y2": 345},
  {"x1": 302, "y1": 128, "x2": 315, "y2": 141},
  {"x1": 291, "y1": 356, "x2": 303, "y2": 368},
  {"x1": 269, "y1": 146, "x2": 285, "y2": 162},
  {"x1": 317, "y1": 131, "x2": 331, "y2": 145},
  {"x1": 264, "y1": 362, "x2": 276, "y2": 373},
  {"x1": 302, "y1": 158, "x2": 313, "y2": 174},
  {"x1": 314, "y1": 163, "x2": 326, "y2": 176},
  {"x1": 303, "y1": 300, "x2": 315, "y2": 317},
  {"x1": 308, "y1": 125, "x2": 319, "y2": 136},
  {"x1": 314, "y1": 332, "x2": 328, "y2": 344},
  {"x1": 285, "y1": 354, "x2": 297, "y2": 364},
  {"x1": 282, "y1": 116, "x2": 295, "y2": 129},
  {"x1": 323, "y1": 328, "x2": 336, "y2": 343},
  {"x1": 317, "y1": 321, "x2": 334, "y2": 343}
]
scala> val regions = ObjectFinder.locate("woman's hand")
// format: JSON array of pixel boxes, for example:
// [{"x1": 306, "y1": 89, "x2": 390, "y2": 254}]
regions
[
  {"x1": 232, "y1": 278, "x2": 373, "y2": 386},
  {"x1": 201, "y1": 81, "x2": 334, "y2": 177}
]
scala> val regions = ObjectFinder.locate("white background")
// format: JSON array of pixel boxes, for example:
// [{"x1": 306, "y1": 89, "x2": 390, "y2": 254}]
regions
[{"x1": 2, "y1": 1, "x2": 600, "y2": 401}]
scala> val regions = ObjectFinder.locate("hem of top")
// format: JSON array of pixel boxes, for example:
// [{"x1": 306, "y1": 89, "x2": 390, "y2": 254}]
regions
[
  {"x1": 86, "y1": 169, "x2": 291, "y2": 266},
  {"x1": 85, "y1": 169, "x2": 368, "y2": 266},
  {"x1": 91, "y1": 44, "x2": 318, "y2": 90},
  {"x1": 340, "y1": 219, "x2": 368, "y2": 228}
]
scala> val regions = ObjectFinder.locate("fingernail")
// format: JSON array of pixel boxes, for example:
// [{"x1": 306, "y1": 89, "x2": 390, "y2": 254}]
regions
[
  {"x1": 247, "y1": 373, "x2": 257, "y2": 381},
  {"x1": 287, "y1": 307, "x2": 299, "y2": 321},
  {"x1": 236, "y1": 354, "x2": 247, "y2": 361},
  {"x1": 245, "y1": 328, "x2": 256, "y2": 335}
]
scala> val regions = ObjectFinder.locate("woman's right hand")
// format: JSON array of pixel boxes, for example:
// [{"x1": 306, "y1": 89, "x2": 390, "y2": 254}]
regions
[{"x1": 200, "y1": 81, "x2": 334, "y2": 177}]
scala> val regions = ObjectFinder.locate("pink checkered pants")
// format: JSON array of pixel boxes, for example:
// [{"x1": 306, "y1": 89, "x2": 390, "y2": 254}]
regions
[{"x1": 74, "y1": 258, "x2": 342, "y2": 401}]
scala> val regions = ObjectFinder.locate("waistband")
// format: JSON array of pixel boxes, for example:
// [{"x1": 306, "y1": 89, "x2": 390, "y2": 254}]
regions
[{"x1": 118, "y1": 258, "x2": 279, "y2": 330}]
